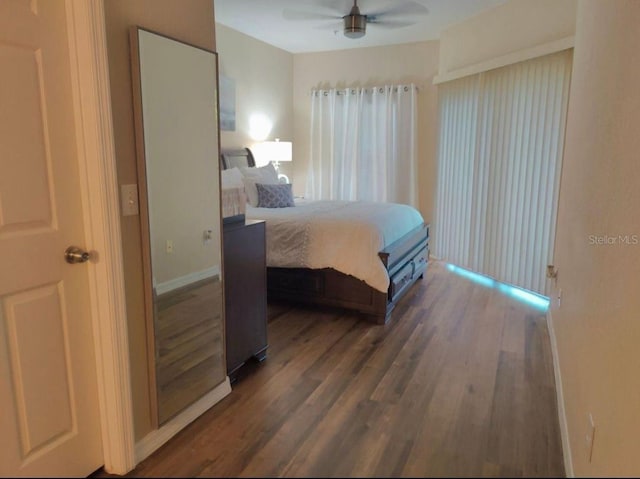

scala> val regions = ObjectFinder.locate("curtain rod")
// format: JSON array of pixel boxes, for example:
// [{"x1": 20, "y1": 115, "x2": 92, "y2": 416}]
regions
[{"x1": 310, "y1": 84, "x2": 422, "y2": 96}]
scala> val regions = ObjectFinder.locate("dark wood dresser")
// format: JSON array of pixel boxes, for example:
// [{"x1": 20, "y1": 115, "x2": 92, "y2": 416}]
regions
[{"x1": 222, "y1": 219, "x2": 268, "y2": 381}]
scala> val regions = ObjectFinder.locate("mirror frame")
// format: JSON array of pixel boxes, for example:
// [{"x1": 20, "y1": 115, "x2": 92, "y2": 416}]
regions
[{"x1": 129, "y1": 26, "x2": 225, "y2": 428}]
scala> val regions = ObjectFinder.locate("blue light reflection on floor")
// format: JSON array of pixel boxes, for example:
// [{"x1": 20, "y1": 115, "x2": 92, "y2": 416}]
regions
[{"x1": 445, "y1": 263, "x2": 550, "y2": 311}]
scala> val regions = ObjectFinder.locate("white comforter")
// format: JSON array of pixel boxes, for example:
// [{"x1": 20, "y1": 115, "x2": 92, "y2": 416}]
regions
[{"x1": 246, "y1": 200, "x2": 424, "y2": 292}]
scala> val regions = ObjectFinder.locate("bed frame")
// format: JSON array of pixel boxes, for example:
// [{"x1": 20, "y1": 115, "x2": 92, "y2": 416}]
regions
[{"x1": 220, "y1": 148, "x2": 429, "y2": 324}]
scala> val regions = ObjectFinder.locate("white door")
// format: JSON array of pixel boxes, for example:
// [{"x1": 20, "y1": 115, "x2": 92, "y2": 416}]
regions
[{"x1": 0, "y1": 1, "x2": 104, "y2": 476}]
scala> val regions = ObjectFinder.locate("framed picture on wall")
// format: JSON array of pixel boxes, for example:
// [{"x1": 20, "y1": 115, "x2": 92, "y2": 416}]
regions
[{"x1": 219, "y1": 74, "x2": 236, "y2": 131}]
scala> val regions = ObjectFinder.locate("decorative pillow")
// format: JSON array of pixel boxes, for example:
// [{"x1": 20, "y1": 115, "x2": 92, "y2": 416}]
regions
[
  {"x1": 240, "y1": 164, "x2": 279, "y2": 206},
  {"x1": 221, "y1": 167, "x2": 244, "y2": 189},
  {"x1": 256, "y1": 183, "x2": 295, "y2": 208},
  {"x1": 239, "y1": 163, "x2": 279, "y2": 182}
]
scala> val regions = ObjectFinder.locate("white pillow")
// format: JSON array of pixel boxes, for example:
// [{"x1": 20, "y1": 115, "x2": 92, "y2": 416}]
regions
[
  {"x1": 221, "y1": 167, "x2": 244, "y2": 189},
  {"x1": 239, "y1": 164, "x2": 279, "y2": 206}
]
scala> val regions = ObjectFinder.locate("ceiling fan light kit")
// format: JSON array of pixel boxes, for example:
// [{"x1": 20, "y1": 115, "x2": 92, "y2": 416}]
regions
[{"x1": 343, "y1": 12, "x2": 366, "y2": 38}]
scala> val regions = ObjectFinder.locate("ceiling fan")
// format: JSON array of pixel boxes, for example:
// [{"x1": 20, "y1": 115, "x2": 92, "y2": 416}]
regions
[{"x1": 282, "y1": 0, "x2": 429, "y2": 39}]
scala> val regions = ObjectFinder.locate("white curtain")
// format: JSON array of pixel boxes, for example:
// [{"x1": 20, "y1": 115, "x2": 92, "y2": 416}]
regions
[
  {"x1": 434, "y1": 50, "x2": 572, "y2": 295},
  {"x1": 306, "y1": 84, "x2": 418, "y2": 207}
]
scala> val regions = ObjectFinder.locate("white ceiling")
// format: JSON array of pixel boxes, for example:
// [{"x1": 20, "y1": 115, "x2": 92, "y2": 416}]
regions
[{"x1": 214, "y1": 0, "x2": 507, "y2": 54}]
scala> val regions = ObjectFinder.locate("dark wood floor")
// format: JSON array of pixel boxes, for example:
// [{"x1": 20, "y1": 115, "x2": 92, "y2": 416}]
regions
[
  {"x1": 155, "y1": 278, "x2": 224, "y2": 424},
  {"x1": 98, "y1": 260, "x2": 564, "y2": 477}
]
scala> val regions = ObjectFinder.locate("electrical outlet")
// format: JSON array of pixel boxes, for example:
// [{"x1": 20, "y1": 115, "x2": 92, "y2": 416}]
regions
[
  {"x1": 585, "y1": 413, "x2": 596, "y2": 463},
  {"x1": 166, "y1": 240, "x2": 174, "y2": 254}
]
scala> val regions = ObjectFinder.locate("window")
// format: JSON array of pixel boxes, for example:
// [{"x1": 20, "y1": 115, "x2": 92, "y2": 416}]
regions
[{"x1": 306, "y1": 84, "x2": 419, "y2": 207}]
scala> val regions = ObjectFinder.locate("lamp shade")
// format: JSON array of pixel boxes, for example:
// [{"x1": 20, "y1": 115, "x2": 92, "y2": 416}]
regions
[{"x1": 253, "y1": 139, "x2": 292, "y2": 167}]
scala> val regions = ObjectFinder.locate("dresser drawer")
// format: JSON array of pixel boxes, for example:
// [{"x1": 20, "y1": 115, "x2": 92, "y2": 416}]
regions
[
  {"x1": 412, "y1": 246, "x2": 429, "y2": 277},
  {"x1": 389, "y1": 244, "x2": 429, "y2": 301},
  {"x1": 390, "y1": 260, "x2": 414, "y2": 300}
]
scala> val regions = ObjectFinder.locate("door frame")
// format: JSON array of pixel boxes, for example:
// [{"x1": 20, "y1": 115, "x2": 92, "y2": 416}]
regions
[{"x1": 65, "y1": 0, "x2": 135, "y2": 474}]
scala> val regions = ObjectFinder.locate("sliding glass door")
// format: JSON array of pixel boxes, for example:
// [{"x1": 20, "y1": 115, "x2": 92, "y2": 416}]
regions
[{"x1": 434, "y1": 50, "x2": 572, "y2": 295}]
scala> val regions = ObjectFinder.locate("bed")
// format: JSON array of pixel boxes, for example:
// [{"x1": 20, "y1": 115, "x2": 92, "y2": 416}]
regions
[{"x1": 220, "y1": 147, "x2": 429, "y2": 324}]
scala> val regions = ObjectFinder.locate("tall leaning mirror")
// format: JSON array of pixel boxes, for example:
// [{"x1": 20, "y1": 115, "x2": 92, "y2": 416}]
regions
[{"x1": 130, "y1": 27, "x2": 225, "y2": 426}]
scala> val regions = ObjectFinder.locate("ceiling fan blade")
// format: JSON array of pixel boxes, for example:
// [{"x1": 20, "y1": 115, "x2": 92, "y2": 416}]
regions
[
  {"x1": 366, "y1": 1, "x2": 429, "y2": 19},
  {"x1": 313, "y1": 22, "x2": 343, "y2": 31},
  {"x1": 315, "y1": 0, "x2": 352, "y2": 13},
  {"x1": 367, "y1": 19, "x2": 416, "y2": 29},
  {"x1": 282, "y1": 9, "x2": 342, "y2": 22}
]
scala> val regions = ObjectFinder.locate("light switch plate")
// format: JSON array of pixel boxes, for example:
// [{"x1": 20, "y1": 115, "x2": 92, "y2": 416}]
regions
[{"x1": 121, "y1": 184, "x2": 139, "y2": 216}]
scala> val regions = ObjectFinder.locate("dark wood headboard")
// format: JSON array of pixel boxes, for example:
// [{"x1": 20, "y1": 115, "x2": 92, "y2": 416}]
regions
[{"x1": 220, "y1": 147, "x2": 255, "y2": 170}]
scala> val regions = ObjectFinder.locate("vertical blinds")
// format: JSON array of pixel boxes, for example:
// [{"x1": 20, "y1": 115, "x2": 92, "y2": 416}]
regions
[{"x1": 434, "y1": 50, "x2": 572, "y2": 295}]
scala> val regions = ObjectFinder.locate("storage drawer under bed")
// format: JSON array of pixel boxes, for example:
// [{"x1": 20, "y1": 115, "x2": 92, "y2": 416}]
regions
[{"x1": 389, "y1": 245, "x2": 429, "y2": 301}]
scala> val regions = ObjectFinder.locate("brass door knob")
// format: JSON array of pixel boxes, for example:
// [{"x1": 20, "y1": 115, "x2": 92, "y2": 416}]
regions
[{"x1": 65, "y1": 246, "x2": 90, "y2": 264}]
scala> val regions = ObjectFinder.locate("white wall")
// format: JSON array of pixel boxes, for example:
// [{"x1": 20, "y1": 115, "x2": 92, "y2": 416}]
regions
[
  {"x1": 293, "y1": 41, "x2": 439, "y2": 223},
  {"x1": 438, "y1": 0, "x2": 577, "y2": 78},
  {"x1": 215, "y1": 24, "x2": 293, "y2": 155},
  {"x1": 551, "y1": 0, "x2": 640, "y2": 475}
]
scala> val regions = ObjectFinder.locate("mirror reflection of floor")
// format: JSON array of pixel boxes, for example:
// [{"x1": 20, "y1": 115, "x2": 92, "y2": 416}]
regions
[{"x1": 154, "y1": 277, "x2": 224, "y2": 424}]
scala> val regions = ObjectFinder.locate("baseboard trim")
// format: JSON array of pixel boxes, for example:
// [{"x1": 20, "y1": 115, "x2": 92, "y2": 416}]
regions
[
  {"x1": 546, "y1": 310, "x2": 574, "y2": 477},
  {"x1": 134, "y1": 377, "x2": 231, "y2": 464},
  {"x1": 155, "y1": 266, "x2": 220, "y2": 295}
]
